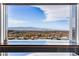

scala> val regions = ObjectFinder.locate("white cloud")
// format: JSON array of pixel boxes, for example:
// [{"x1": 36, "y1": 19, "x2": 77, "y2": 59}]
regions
[
  {"x1": 33, "y1": 5, "x2": 71, "y2": 22},
  {"x1": 8, "y1": 19, "x2": 28, "y2": 27}
]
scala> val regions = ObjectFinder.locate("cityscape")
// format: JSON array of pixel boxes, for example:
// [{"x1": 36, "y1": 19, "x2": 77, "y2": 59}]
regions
[{"x1": 8, "y1": 27, "x2": 69, "y2": 40}]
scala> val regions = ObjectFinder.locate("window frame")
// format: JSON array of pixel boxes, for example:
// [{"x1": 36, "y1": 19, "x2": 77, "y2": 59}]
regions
[{"x1": 0, "y1": 3, "x2": 78, "y2": 56}]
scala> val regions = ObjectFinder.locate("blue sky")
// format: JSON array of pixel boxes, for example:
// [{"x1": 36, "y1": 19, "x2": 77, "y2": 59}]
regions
[{"x1": 7, "y1": 5, "x2": 70, "y2": 30}]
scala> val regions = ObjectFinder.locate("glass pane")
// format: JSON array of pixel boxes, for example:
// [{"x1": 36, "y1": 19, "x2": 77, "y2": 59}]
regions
[
  {"x1": 6, "y1": 5, "x2": 71, "y2": 45},
  {"x1": 69, "y1": 5, "x2": 77, "y2": 45},
  {"x1": 7, "y1": 52, "x2": 78, "y2": 56}
]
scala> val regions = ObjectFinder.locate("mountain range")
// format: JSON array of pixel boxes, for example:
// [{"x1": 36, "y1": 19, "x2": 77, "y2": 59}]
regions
[{"x1": 8, "y1": 27, "x2": 69, "y2": 31}]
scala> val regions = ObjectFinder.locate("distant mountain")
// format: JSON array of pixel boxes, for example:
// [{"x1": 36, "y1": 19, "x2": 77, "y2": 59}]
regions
[{"x1": 8, "y1": 27, "x2": 69, "y2": 31}]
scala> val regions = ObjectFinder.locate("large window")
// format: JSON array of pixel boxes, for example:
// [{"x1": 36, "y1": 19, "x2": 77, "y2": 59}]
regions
[
  {"x1": 6, "y1": 4, "x2": 72, "y2": 45},
  {"x1": 0, "y1": 3, "x2": 78, "y2": 56}
]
